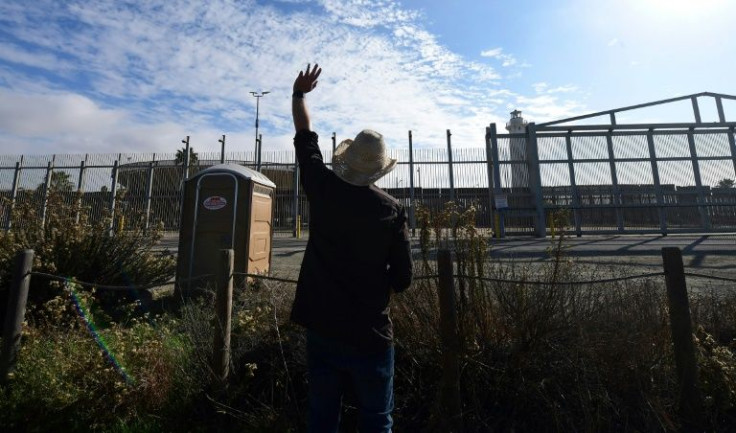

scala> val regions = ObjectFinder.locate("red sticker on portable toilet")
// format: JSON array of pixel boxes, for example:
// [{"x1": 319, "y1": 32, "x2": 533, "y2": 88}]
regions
[{"x1": 203, "y1": 196, "x2": 227, "y2": 210}]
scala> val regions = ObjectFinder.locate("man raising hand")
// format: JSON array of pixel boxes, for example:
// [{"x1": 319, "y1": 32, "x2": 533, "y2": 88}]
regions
[{"x1": 289, "y1": 63, "x2": 413, "y2": 433}]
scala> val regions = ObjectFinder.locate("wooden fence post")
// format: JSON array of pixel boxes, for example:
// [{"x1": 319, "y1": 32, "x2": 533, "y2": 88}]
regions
[
  {"x1": 661, "y1": 247, "x2": 701, "y2": 427},
  {"x1": 212, "y1": 249, "x2": 234, "y2": 387},
  {"x1": 437, "y1": 249, "x2": 462, "y2": 432},
  {"x1": 1, "y1": 249, "x2": 34, "y2": 382}
]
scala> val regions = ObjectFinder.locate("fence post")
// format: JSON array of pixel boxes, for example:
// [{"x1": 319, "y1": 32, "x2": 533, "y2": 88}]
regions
[
  {"x1": 447, "y1": 130, "x2": 455, "y2": 203},
  {"x1": 686, "y1": 128, "x2": 711, "y2": 231},
  {"x1": 647, "y1": 130, "x2": 668, "y2": 235},
  {"x1": 661, "y1": 247, "x2": 701, "y2": 426},
  {"x1": 6, "y1": 160, "x2": 22, "y2": 231},
  {"x1": 526, "y1": 123, "x2": 546, "y2": 238},
  {"x1": 219, "y1": 134, "x2": 226, "y2": 164},
  {"x1": 75, "y1": 159, "x2": 86, "y2": 225},
  {"x1": 564, "y1": 133, "x2": 582, "y2": 236},
  {"x1": 292, "y1": 156, "x2": 300, "y2": 238},
  {"x1": 40, "y1": 161, "x2": 53, "y2": 229},
  {"x1": 212, "y1": 248, "x2": 234, "y2": 387},
  {"x1": 408, "y1": 130, "x2": 416, "y2": 236},
  {"x1": 109, "y1": 159, "x2": 120, "y2": 233},
  {"x1": 728, "y1": 127, "x2": 736, "y2": 184},
  {"x1": 484, "y1": 127, "x2": 496, "y2": 234},
  {"x1": 0, "y1": 249, "x2": 34, "y2": 382},
  {"x1": 488, "y1": 124, "x2": 505, "y2": 238},
  {"x1": 437, "y1": 249, "x2": 462, "y2": 432},
  {"x1": 257, "y1": 134, "x2": 263, "y2": 171},
  {"x1": 605, "y1": 131, "x2": 624, "y2": 233},
  {"x1": 182, "y1": 136, "x2": 191, "y2": 180},
  {"x1": 144, "y1": 160, "x2": 155, "y2": 232}
]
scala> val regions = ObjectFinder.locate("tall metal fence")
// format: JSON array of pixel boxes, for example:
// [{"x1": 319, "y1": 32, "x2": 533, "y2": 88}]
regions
[
  {"x1": 487, "y1": 92, "x2": 736, "y2": 236},
  {"x1": 0, "y1": 133, "x2": 499, "y2": 237},
  {"x1": 2, "y1": 92, "x2": 736, "y2": 237}
]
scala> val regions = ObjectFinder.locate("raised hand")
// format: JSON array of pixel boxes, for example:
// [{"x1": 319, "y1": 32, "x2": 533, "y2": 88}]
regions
[{"x1": 293, "y1": 63, "x2": 322, "y2": 94}]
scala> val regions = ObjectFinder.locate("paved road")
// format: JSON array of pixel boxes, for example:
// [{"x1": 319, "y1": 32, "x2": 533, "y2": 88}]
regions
[{"x1": 159, "y1": 232, "x2": 736, "y2": 281}]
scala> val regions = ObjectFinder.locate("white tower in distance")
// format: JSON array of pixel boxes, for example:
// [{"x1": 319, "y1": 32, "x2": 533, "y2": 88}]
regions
[
  {"x1": 505, "y1": 109, "x2": 529, "y2": 188},
  {"x1": 506, "y1": 109, "x2": 527, "y2": 133}
]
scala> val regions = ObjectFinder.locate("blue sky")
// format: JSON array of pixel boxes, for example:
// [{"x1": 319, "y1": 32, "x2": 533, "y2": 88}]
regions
[{"x1": 1, "y1": 0, "x2": 734, "y2": 156}]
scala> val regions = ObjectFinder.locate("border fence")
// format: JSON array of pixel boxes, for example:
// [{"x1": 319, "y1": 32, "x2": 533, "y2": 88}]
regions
[{"x1": 1, "y1": 92, "x2": 735, "y2": 237}]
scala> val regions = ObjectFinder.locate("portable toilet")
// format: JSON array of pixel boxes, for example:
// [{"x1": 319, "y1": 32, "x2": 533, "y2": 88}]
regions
[{"x1": 176, "y1": 164, "x2": 276, "y2": 291}]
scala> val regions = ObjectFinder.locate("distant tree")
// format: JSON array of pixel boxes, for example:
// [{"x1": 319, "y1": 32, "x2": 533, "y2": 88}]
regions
[
  {"x1": 175, "y1": 147, "x2": 199, "y2": 167},
  {"x1": 716, "y1": 178, "x2": 735, "y2": 189},
  {"x1": 36, "y1": 171, "x2": 74, "y2": 194}
]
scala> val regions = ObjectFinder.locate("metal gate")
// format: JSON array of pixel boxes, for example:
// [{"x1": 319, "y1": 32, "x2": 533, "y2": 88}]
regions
[{"x1": 488, "y1": 92, "x2": 736, "y2": 236}]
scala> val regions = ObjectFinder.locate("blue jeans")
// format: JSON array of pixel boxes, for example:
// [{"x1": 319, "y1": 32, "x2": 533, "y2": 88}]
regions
[{"x1": 306, "y1": 329, "x2": 394, "y2": 433}]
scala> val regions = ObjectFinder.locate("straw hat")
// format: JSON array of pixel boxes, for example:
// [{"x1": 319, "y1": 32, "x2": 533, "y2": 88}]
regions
[{"x1": 332, "y1": 130, "x2": 397, "y2": 186}]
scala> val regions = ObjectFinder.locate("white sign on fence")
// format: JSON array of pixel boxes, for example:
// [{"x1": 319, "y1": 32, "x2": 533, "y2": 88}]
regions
[{"x1": 494, "y1": 194, "x2": 508, "y2": 210}]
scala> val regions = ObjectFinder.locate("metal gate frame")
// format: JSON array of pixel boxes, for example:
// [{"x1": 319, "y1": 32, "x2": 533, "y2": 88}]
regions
[{"x1": 488, "y1": 92, "x2": 736, "y2": 237}]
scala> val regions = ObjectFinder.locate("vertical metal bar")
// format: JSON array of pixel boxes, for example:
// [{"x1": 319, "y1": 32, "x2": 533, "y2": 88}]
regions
[
  {"x1": 565, "y1": 134, "x2": 582, "y2": 236},
  {"x1": 219, "y1": 134, "x2": 226, "y2": 164},
  {"x1": 408, "y1": 130, "x2": 415, "y2": 235},
  {"x1": 691, "y1": 96, "x2": 702, "y2": 124},
  {"x1": 716, "y1": 96, "x2": 726, "y2": 123},
  {"x1": 179, "y1": 136, "x2": 191, "y2": 230},
  {"x1": 6, "y1": 160, "x2": 21, "y2": 231},
  {"x1": 183, "y1": 136, "x2": 191, "y2": 180},
  {"x1": 332, "y1": 132, "x2": 337, "y2": 154},
  {"x1": 489, "y1": 124, "x2": 505, "y2": 237},
  {"x1": 446, "y1": 129, "x2": 455, "y2": 202},
  {"x1": 144, "y1": 161, "x2": 155, "y2": 231},
  {"x1": 40, "y1": 161, "x2": 53, "y2": 229},
  {"x1": 292, "y1": 155, "x2": 300, "y2": 238},
  {"x1": 729, "y1": 127, "x2": 736, "y2": 180},
  {"x1": 257, "y1": 134, "x2": 263, "y2": 171},
  {"x1": 606, "y1": 131, "x2": 624, "y2": 232},
  {"x1": 109, "y1": 159, "x2": 119, "y2": 233},
  {"x1": 526, "y1": 123, "x2": 546, "y2": 237},
  {"x1": 646, "y1": 130, "x2": 667, "y2": 235},
  {"x1": 609, "y1": 112, "x2": 617, "y2": 125},
  {"x1": 75, "y1": 160, "x2": 86, "y2": 225},
  {"x1": 687, "y1": 128, "x2": 711, "y2": 231},
  {"x1": 484, "y1": 127, "x2": 496, "y2": 236}
]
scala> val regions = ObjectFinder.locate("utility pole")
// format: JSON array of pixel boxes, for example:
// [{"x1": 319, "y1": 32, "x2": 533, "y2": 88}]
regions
[{"x1": 250, "y1": 91, "x2": 270, "y2": 165}]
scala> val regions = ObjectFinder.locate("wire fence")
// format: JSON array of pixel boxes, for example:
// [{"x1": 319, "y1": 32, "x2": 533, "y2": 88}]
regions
[
  {"x1": 21, "y1": 268, "x2": 736, "y2": 292},
  {"x1": 4, "y1": 122, "x2": 734, "y2": 238}
]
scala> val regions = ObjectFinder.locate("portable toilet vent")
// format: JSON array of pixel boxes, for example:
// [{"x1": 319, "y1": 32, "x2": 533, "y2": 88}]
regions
[{"x1": 176, "y1": 164, "x2": 276, "y2": 291}]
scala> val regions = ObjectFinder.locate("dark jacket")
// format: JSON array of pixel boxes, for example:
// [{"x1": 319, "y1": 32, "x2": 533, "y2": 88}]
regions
[{"x1": 290, "y1": 130, "x2": 413, "y2": 352}]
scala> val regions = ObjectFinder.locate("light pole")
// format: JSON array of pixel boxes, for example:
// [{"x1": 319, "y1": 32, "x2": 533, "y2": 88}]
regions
[{"x1": 250, "y1": 91, "x2": 270, "y2": 166}]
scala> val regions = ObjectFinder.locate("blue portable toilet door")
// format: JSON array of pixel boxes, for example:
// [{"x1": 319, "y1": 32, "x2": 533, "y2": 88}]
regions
[{"x1": 187, "y1": 172, "x2": 239, "y2": 283}]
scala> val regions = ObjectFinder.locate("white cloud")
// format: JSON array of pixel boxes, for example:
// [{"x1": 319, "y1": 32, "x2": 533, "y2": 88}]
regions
[
  {"x1": 480, "y1": 46, "x2": 518, "y2": 67},
  {"x1": 608, "y1": 38, "x2": 619, "y2": 47},
  {"x1": 480, "y1": 48, "x2": 503, "y2": 57},
  {"x1": 0, "y1": 0, "x2": 584, "y2": 156},
  {"x1": 0, "y1": 42, "x2": 72, "y2": 71}
]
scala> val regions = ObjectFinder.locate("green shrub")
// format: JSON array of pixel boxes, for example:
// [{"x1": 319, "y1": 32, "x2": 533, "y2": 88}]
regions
[
  {"x1": 0, "y1": 284, "x2": 198, "y2": 432},
  {"x1": 0, "y1": 191, "x2": 175, "y2": 321}
]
